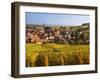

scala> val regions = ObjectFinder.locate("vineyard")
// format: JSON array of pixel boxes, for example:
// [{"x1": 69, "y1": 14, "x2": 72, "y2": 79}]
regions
[{"x1": 26, "y1": 43, "x2": 89, "y2": 67}]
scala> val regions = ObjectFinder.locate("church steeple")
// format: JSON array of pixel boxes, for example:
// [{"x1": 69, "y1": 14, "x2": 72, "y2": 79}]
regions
[{"x1": 43, "y1": 24, "x2": 46, "y2": 27}]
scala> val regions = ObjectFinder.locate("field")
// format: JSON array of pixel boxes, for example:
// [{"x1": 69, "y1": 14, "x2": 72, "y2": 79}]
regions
[{"x1": 26, "y1": 43, "x2": 89, "y2": 67}]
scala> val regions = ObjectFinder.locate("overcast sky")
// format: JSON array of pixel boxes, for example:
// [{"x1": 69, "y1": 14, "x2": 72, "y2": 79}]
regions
[{"x1": 26, "y1": 12, "x2": 90, "y2": 26}]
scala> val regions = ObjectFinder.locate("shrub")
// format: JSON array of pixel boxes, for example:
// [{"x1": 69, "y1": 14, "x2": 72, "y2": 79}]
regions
[
  {"x1": 44, "y1": 54, "x2": 49, "y2": 66},
  {"x1": 26, "y1": 53, "x2": 38, "y2": 67},
  {"x1": 35, "y1": 52, "x2": 49, "y2": 66},
  {"x1": 83, "y1": 51, "x2": 90, "y2": 64}
]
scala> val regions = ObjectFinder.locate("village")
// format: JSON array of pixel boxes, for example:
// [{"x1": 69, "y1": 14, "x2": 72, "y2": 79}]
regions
[{"x1": 26, "y1": 23, "x2": 89, "y2": 45}]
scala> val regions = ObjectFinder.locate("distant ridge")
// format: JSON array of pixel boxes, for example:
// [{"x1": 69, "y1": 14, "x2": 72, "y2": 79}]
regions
[{"x1": 26, "y1": 23, "x2": 90, "y2": 27}]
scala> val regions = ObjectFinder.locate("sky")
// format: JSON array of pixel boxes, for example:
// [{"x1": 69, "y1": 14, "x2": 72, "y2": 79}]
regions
[{"x1": 26, "y1": 12, "x2": 90, "y2": 26}]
